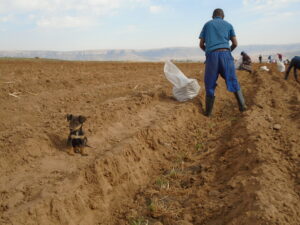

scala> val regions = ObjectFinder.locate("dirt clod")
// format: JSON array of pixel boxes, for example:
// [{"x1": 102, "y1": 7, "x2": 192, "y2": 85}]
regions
[{"x1": 273, "y1": 124, "x2": 282, "y2": 130}]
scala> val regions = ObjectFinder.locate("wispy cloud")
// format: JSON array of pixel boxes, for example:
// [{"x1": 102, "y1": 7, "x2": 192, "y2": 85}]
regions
[
  {"x1": 0, "y1": 15, "x2": 13, "y2": 23},
  {"x1": 243, "y1": 0, "x2": 300, "y2": 11},
  {"x1": 125, "y1": 24, "x2": 138, "y2": 32},
  {"x1": 149, "y1": 5, "x2": 163, "y2": 14},
  {"x1": 36, "y1": 16, "x2": 95, "y2": 28},
  {"x1": 0, "y1": 0, "x2": 126, "y2": 13},
  {"x1": 116, "y1": 24, "x2": 139, "y2": 35},
  {"x1": 0, "y1": 0, "x2": 155, "y2": 28},
  {"x1": 242, "y1": 0, "x2": 300, "y2": 23}
]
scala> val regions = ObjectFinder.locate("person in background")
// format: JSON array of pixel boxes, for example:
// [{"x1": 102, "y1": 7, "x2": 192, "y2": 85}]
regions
[
  {"x1": 199, "y1": 8, "x2": 247, "y2": 117},
  {"x1": 285, "y1": 56, "x2": 300, "y2": 83},
  {"x1": 268, "y1": 55, "x2": 272, "y2": 63},
  {"x1": 239, "y1": 51, "x2": 253, "y2": 73},
  {"x1": 259, "y1": 54, "x2": 262, "y2": 63},
  {"x1": 277, "y1": 53, "x2": 283, "y2": 62}
]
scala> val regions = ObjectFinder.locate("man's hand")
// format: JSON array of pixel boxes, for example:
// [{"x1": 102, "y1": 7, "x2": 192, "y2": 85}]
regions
[
  {"x1": 230, "y1": 36, "x2": 237, "y2": 52},
  {"x1": 199, "y1": 38, "x2": 205, "y2": 52}
]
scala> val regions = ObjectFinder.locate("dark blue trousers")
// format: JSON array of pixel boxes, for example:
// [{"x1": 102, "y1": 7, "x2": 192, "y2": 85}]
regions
[{"x1": 204, "y1": 51, "x2": 240, "y2": 97}]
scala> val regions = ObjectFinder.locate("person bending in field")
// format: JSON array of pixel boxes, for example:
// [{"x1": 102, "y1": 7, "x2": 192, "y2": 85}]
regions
[
  {"x1": 239, "y1": 51, "x2": 253, "y2": 73},
  {"x1": 199, "y1": 8, "x2": 247, "y2": 117},
  {"x1": 259, "y1": 54, "x2": 262, "y2": 63},
  {"x1": 285, "y1": 56, "x2": 300, "y2": 83}
]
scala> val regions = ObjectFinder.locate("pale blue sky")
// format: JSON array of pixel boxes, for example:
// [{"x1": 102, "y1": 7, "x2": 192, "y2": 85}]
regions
[{"x1": 0, "y1": 0, "x2": 299, "y2": 50}]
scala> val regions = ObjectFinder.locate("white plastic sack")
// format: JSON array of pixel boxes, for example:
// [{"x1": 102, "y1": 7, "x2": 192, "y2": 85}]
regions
[
  {"x1": 235, "y1": 57, "x2": 243, "y2": 69},
  {"x1": 260, "y1": 66, "x2": 270, "y2": 72},
  {"x1": 172, "y1": 79, "x2": 201, "y2": 102},
  {"x1": 164, "y1": 61, "x2": 200, "y2": 102},
  {"x1": 277, "y1": 61, "x2": 285, "y2": 72}
]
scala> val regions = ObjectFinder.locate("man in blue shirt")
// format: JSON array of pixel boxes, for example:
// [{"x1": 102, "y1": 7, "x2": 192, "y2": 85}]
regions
[
  {"x1": 199, "y1": 8, "x2": 246, "y2": 116},
  {"x1": 285, "y1": 56, "x2": 300, "y2": 83}
]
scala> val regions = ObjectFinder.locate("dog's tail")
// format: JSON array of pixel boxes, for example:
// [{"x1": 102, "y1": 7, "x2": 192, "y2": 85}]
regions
[
  {"x1": 84, "y1": 137, "x2": 95, "y2": 149},
  {"x1": 85, "y1": 144, "x2": 96, "y2": 149}
]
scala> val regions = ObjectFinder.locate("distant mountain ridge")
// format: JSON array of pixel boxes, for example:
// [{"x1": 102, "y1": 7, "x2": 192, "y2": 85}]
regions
[{"x1": 1, "y1": 43, "x2": 300, "y2": 62}]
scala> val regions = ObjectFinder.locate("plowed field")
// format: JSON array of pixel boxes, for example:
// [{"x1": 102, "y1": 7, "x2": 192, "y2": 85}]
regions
[{"x1": 0, "y1": 60, "x2": 299, "y2": 225}]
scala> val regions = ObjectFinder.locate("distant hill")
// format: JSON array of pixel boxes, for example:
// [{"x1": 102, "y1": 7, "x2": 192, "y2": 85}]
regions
[{"x1": 1, "y1": 43, "x2": 299, "y2": 62}]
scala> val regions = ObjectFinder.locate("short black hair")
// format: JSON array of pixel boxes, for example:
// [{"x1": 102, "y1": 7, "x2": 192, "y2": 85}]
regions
[{"x1": 213, "y1": 8, "x2": 224, "y2": 18}]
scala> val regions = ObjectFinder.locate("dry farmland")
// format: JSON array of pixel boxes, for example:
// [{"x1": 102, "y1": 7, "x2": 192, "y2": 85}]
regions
[{"x1": 0, "y1": 59, "x2": 299, "y2": 225}]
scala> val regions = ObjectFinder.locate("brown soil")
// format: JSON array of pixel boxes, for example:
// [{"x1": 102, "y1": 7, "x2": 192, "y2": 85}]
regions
[{"x1": 0, "y1": 59, "x2": 299, "y2": 225}]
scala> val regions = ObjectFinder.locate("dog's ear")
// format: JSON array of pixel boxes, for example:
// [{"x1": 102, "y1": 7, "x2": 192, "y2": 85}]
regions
[
  {"x1": 67, "y1": 114, "x2": 73, "y2": 121},
  {"x1": 79, "y1": 115, "x2": 87, "y2": 123}
]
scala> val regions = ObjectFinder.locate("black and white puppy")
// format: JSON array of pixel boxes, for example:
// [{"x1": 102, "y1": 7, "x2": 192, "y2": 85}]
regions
[{"x1": 66, "y1": 114, "x2": 88, "y2": 156}]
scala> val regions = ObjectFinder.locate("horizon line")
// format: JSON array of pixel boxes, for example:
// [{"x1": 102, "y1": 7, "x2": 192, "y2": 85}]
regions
[{"x1": 1, "y1": 42, "x2": 300, "y2": 52}]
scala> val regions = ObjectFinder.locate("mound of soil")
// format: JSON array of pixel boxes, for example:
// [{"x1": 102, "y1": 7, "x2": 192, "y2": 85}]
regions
[{"x1": 0, "y1": 60, "x2": 299, "y2": 225}]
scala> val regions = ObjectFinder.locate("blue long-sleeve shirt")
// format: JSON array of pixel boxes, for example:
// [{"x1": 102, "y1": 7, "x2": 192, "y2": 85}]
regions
[{"x1": 291, "y1": 56, "x2": 300, "y2": 69}]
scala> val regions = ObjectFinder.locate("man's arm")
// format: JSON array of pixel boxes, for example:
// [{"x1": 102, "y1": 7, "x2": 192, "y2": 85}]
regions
[
  {"x1": 285, "y1": 64, "x2": 292, "y2": 80},
  {"x1": 199, "y1": 38, "x2": 205, "y2": 52},
  {"x1": 294, "y1": 67, "x2": 299, "y2": 83},
  {"x1": 230, "y1": 36, "x2": 237, "y2": 52}
]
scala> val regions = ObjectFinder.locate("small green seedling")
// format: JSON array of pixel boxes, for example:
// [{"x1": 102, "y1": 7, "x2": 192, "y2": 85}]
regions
[
  {"x1": 168, "y1": 167, "x2": 179, "y2": 178},
  {"x1": 156, "y1": 177, "x2": 170, "y2": 189},
  {"x1": 130, "y1": 218, "x2": 149, "y2": 225},
  {"x1": 195, "y1": 143, "x2": 204, "y2": 152}
]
